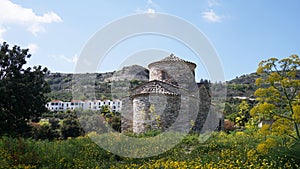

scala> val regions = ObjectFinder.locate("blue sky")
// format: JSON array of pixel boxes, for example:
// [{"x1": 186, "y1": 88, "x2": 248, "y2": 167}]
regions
[{"x1": 0, "y1": 0, "x2": 300, "y2": 81}]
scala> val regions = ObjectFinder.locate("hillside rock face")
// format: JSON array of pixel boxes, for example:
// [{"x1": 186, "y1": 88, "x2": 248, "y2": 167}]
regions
[
  {"x1": 45, "y1": 65, "x2": 149, "y2": 101},
  {"x1": 46, "y1": 65, "x2": 148, "y2": 88},
  {"x1": 104, "y1": 65, "x2": 149, "y2": 82}
]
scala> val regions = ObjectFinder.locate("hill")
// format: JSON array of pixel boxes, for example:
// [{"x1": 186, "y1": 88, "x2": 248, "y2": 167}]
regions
[
  {"x1": 45, "y1": 65, "x2": 149, "y2": 101},
  {"x1": 47, "y1": 65, "x2": 300, "y2": 101},
  {"x1": 226, "y1": 70, "x2": 300, "y2": 98},
  {"x1": 226, "y1": 73, "x2": 259, "y2": 98},
  {"x1": 45, "y1": 65, "x2": 258, "y2": 101}
]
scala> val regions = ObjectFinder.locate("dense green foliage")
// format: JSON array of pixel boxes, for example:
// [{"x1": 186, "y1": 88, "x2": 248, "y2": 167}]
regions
[
  {"x1": 31, "y1": 107, "x2": 121, "y2": 140},
  {"x1": 0, "y1": 42, "x2": 50, "y2": 136},
  {"x1": 0, "y1": 131, "x2": 299, "y2": 168},
  {"x1": 251, "y1": 55, "x2": 300, "y2": 142}
]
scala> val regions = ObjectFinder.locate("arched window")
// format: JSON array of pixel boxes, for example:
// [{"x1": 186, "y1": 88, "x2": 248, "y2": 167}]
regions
[{"x1": 161, "y1": 70, "x2": 167, "y2": 80}]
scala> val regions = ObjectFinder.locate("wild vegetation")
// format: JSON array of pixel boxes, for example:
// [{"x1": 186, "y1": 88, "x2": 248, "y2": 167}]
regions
[
  {"x1": 0, "y1": 42, "x2": 50, "y2": 137},
  {"x1": 0, "y1": 131, "x2": 299, "y2": 168}
]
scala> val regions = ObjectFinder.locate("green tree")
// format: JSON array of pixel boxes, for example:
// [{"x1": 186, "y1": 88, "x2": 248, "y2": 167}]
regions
[
  {"x1": 100, "y1": 105, "x2": 122, "y2": 132},
  {"x1": 109, "y1": 112, "x2": 121, "y2": 132},
  {"x1": 0, "y1": 42, "x2": 50, "y2": 136},
  {"x1": 251, "y1": 55, "x2": 300, "y2": 142},
  {"x1": 100, "y1": 105, "x2": 111, "y2": 116},
  {"x1": 61, "y1": 117, "x2": 84, "y2": 139},
  {"x1": 227, "y1": 101, "x2": 250, "y2": 127}
]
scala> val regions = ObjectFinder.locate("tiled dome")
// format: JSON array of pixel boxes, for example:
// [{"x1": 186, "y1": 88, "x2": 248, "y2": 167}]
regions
[
  {"x1": 148, "y1": 54, "x2": 196, "y2": 69},
  {"x1": 160, "y1": 53, "x2": 185, "y2": 62}
]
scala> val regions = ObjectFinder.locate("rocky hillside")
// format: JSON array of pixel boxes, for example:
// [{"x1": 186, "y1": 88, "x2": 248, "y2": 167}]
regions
[
  {"x1": 48, "y1": 64, "x2": 297, "y2": 101},
  {"x1": 45, "y1": 65, "x2": 149, "y2": 101},
  {"x1": 226, "y1": 70, "x2": 300, "y2": 98},
  {"x1": 45, "y1": 69, "x2": 256, "y2": 101},
  {"x1": 226, "y1": 73, "x2": 259, "y2": 98}
]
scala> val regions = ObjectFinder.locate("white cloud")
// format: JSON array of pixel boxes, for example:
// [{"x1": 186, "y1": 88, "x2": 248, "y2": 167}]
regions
[
  {"x1": 26, "y1": 43, "x2": 38, "y2": 54},
  {"x1": 0, "y1": 0, "x2": 62, "y2": 35},
  {"x1": 28, "y1": 24, "x2": 46, "y2": 35},
  {"x1": 202, "y1": 9, "x2": 222, "y2": 23},
  {"x1": 208, "y1": 0, "x2": 220, "y2": 7},
  {"x1": 147, "y1": 0, "x2": 153, "y2": 5},
  {"x1": 0, "y1": 27, "x2": 6, "y2": 42},
  {"x1": 135, "y1": 7, "x2": 156, "y2": 14},
  {"x1": 135, "y1": 0, "x2": 158, "y2": 14},
  {"x1": 146, "y1": 8, "x2": 156, "y2": 14},
  {"x1": 50, "y1": 54, "x2": 78, "y2": 64}
]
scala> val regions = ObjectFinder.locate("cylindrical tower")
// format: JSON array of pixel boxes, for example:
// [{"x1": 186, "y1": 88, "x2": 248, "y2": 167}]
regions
[{"x1": 148, "y1": 54, "x2": 196, "y2": 90}]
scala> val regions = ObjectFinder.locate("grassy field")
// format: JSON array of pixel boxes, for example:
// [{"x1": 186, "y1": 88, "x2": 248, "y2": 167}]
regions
[{"x1": 0, "y1": 131, "x2": 299, "y2": 169}]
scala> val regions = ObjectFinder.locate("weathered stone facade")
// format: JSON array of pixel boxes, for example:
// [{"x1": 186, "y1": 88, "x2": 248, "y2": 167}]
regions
[
  {"x1": 121, "y1": 54, "x2": 222, "y2": 134},
  {"x1": 148, "y1": 54, "x2": 197, "y2": 90},
  {"x1": 131, "y1": 94, "x2": 181, "y2": 133}
]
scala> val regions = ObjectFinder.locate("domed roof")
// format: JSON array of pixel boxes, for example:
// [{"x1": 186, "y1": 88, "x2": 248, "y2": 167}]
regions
[
  {"x1": 148, "y1": 54, "x2": 196, "y2": 69},
  {"x1": 161, "y1": 53, "x2": 186, "y2": 62}
]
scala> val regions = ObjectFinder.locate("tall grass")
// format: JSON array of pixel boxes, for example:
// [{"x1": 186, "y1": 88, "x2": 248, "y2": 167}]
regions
[{"x1": 0, "y1": 131, "x2": 299, "y2": 168}]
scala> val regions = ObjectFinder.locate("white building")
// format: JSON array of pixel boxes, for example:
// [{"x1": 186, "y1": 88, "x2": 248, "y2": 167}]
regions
[
  {"x1": 45, "y1": 100, "x2": 64, "y2": 111},
  {"x1": 45, "y1": 100, "x2": 122, "y2": 112}
]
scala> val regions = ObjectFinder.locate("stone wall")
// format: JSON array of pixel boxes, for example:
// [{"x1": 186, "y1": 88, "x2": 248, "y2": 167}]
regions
[
  {"x1": 132, "y1": 94, "x2": 181, "y2": 133},
  {"x1": 191, "y1": 84, "x2": 211, "y2": 133},
  {"x1": 121, "y1": 97, "x2": 133, "y2": 133},
  {"x1": 121, "y1": 55, "x2": 223, "y2": 134},
  {"x1": 192, "y1": 83, "x2": 224, "y2": 133},
  {"x1": 149, "y1": 61, "x2": 196, "y2": 91},
  {"x1": 160, "y1": 96, "x2": 180, "y2": 130},
  {"x1": 130, "y1": 93, "x2": 207, "y2": 133},
  {"x1": 132, "y1": 95, "x2": 150, "y2": 133},
  {"x1": 121, "y1": 83, "x2": 223, "y2": 134}
]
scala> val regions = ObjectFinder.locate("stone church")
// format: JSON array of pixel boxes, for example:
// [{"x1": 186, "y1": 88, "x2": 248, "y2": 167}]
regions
[{"x1": 121, "y1": 54, "x2": 223, "y2": 134}]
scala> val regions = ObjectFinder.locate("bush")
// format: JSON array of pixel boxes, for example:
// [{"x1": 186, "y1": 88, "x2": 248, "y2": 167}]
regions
[{"x1": 0, "y1": 131, "x2": 299, "y2": 168}]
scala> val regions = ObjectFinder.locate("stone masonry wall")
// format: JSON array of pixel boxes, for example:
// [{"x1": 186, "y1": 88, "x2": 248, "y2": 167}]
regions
[
  {"x1": 149, "y1": 61, "x2": 196, "y2": 91},
  {"x1": 121, "y1": 55, "x2": 223, "y2": 134},
  {"x1": 121, "y1": 83, "x2": 221, "y2": 134},
  {"x1": 132, "y1": 94, "x2": 183, "y2": 133},
  {"x1": 132, "y1": 95, "x2": 150, "y2": 133},
  {"x1": 121, "y1": 97, "x2": 133, "y2": 133}
]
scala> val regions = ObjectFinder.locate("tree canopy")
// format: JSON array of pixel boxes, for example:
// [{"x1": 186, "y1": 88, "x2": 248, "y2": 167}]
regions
[
  {"x1": 0, "y1": 42, "x2": 50, "y2": 136},
  {"x1": 251, "y1": 55, "x2": 300, "y2": 142}
]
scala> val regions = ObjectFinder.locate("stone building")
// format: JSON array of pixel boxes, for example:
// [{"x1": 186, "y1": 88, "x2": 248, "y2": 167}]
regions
[{"x1": 121, "y1": 54, "x2": 222, "y2": 134}]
